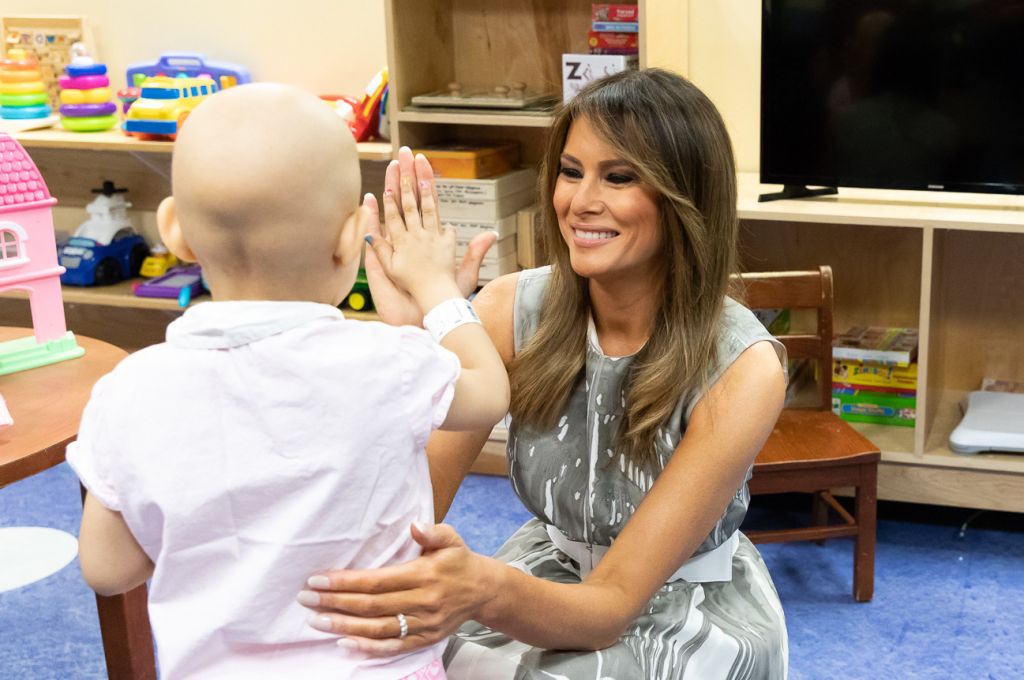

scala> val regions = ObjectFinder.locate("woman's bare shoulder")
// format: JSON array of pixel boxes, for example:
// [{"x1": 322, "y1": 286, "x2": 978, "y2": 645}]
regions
[{"x1": 472, "y1": 272, "x2": 519, "y2": 366}]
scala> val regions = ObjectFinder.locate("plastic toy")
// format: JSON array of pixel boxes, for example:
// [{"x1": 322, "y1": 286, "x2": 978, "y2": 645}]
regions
[
  {"x1": 133, "y1": 265, "x2": 204, "y2": 307},
  {"x1": 125, "y1": 52, "x2": 251, "y2": 91},
  {"x1": 58, "y1": 182, "x2": 149, "y2": 286},
  {"x1": 57, "y1": 42, "x2": 119, "y2": 133},
  {"x1": 139, "y1": 244, "x2": 179, "y2": 278},
  {"x1": 123, "y1": 76, "x2": 218, "y2": 140},
  {"x1": 0, "y1": 134, "x2": 84, "y2": 375},
  {"x1": 116, "y1": 87, "x2": 140, "y2": 114},
  {"x1": 342, "y1": 268, "x2": 373, "y2": 311},
  {"x1": 325, "y1": 68, "x2": 388, "y2": 142},
  {"x1": 0, "y1": 49, "x2": 52, "y2": 121}
]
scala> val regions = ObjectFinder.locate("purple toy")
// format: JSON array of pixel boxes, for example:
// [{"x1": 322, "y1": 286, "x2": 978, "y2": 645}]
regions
[
  {"x1": 133, "y1": 265, "x2": 204, "y2": 307},
  {"x1": 59, "y1": 102, "x2": 117, "y2": 117}
]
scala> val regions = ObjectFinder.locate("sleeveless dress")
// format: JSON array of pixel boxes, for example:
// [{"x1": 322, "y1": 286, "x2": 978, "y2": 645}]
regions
[{"x1": 444, "y1": 266, "x2": 790, "y2": 680}]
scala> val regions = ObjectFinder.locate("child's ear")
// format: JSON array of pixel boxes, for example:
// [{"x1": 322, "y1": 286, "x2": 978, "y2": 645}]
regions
[
  {"x1": 334, "y1": 202, "x2": 375, "y2": 267},
  {"x1": 156, "y1": 197, "x2": 198, "y2": 263}
]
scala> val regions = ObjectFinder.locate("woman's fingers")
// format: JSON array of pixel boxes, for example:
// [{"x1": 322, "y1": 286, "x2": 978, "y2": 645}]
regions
[
  {"x1": 384, "y1": 159, "x2": 401, "y2": 222},
  {"x1": 412, "y1": 153, "x2": 441, "y2": 232}
]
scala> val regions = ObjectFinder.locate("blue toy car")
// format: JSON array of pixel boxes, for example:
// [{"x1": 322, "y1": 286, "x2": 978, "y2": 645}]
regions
[{"x1": 59, "y1": 233, "x2": 149, "y2": 286}]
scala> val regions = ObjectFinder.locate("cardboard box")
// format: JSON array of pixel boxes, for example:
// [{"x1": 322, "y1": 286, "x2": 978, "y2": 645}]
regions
[
  {"x1": 592, "y1": 4, "x2": 639, "y2": 22},
  {"x1": 456, "y1": 234, "x2": 516, "y2": 263},
  {"x1": 478, "y1": 252, "x2": 519, "y2": 283},
  {"x1": 592, "y1": 21, "x2": 639, "y2": 32},
  {"x1": 439, "y1": 188, "x2": 537, "y2": 220},
  {"x1": 434, "y1": 167, "x2": 538, "y2": 200},
  {"x1": 442, "y1": 213, "x2": 518, "y2": 240},
  {"x1": 832, "y1": 359, "x2": 918, "y2": 391},
  {"x1": 562, "y1": 53, "x2": 639, "y2": 103},
  {"x1": 586, "y1": 31, "x2": 639, "y2": 51},
  {"x1": 415, "y1": 142, "x2": 519, "y2": 179},
  {"x1": 831, "y1": 388, "x2": 916, "y2": 427}
]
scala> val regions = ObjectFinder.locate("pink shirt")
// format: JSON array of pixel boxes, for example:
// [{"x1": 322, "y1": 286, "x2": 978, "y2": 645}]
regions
[{"x1": 67, "y1": 301, "x2": 459, "y2": 679}]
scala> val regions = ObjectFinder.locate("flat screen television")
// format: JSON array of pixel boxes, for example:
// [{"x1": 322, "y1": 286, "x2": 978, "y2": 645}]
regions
[{"x1": 760, "y1": 0, "x2": 1024, "y2": 199}]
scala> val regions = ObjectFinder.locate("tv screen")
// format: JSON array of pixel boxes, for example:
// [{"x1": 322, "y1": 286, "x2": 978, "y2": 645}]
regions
[{"x1": 761, "y1": 0, "x2": 1024, "y2": 196}]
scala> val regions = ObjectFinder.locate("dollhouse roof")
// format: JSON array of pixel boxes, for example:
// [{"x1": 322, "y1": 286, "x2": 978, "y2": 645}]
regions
[{"x1": 0, "y1": 133, "x2": 54, "y2": 214}]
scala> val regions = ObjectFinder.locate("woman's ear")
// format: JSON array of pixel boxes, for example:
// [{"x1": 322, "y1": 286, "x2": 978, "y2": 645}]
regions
[
  {"x1": 156, "y1": 197, "x2": 198, "y2": 263},
  {"x1": 334, "y1": 202, "x2": 375, "y2": 267}
]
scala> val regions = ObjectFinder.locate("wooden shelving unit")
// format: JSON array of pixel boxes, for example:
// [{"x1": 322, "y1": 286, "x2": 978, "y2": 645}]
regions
[{"x1": 737, "y1": 172, "x2": 1024, "y2": 511}]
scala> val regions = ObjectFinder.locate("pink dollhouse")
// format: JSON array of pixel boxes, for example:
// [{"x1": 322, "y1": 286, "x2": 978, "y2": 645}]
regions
[{"x1": 0, "y1": 133, "x2": 82, "y2": 374}]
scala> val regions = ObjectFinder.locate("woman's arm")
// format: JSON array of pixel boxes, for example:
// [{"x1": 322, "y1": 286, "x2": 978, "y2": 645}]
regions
[
  {"x1": 79, "y1": 492, "x2": 154, "y2": 597},
  {"x1": 426, "y1": 272, "x2": 517, "y2": 519},
  {"x1": 301, "y1": 340, "x2": 785, "y2": 653}
]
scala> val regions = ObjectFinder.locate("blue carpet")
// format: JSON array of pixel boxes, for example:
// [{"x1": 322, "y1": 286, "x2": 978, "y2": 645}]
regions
[{"x1": 1, "y1": 463, "x2": 1022, "y2": 679}]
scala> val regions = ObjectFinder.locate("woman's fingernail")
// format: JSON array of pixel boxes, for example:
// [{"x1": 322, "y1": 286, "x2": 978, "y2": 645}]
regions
[
  {"x1": 413, "y1": 520, "x2": 431, "y2": 536},
  {"x1": 384, "y1": 188, "x2": 394, "y2": 198},
  {"x1": 364, "y1": 235, "x2": 373, "y2": 245},
  {"x1": 400, "y1": 145, "x2": 411, "y2": 153},
  {"x1": 490, "y1": 230, "x2": 500, "y2": 238},
  {"x1": 296, "y1": 590, "x2": 320, "y2": 607},
  {"x1": 307, "y1": 575, "x2": 331, "y2": 589},
  {"x1": 337, "y1": 638, "x2": 358, "y2": 650},
  {"x1": 308, "y1": 614, "x2": 334, "y2": 632},
  {"x1": 389, "y1": 160, "x2": 398, "y2": 168}
]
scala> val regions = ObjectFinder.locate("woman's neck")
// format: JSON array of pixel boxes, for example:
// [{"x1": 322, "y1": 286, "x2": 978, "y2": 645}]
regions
[{"x1": 587, "y1": 270, "x2": 662, "y2": 357}]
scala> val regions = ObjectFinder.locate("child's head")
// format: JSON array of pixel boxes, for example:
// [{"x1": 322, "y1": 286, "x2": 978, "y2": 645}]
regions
[{"x1": 157, "y1": 83, "x2": 372, "y2": 304}]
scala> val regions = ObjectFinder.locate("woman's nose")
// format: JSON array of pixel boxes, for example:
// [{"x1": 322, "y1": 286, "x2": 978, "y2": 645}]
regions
[{"x1": 570, "y1": 176, "x2": 603, "y2": 214}]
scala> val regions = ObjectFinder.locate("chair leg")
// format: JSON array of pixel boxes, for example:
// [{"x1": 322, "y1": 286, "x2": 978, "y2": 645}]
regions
[
  {"x1": 95, "y1": 584, "x2": 157, "y2": 679},
  {"x1": 811, "y1": 491, "x2": 829, "y2": 545},
  {"x1": 853, "y1": 464, "x2": 878, "y2": 602}
]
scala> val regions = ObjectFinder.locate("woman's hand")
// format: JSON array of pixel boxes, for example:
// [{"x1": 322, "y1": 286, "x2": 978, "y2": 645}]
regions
[
  {"x1": 298, "y1": 522, "x2": 496, "y2": 656},
  {"x1": 364, "y1": 147, "x2": 497, "y2": 326}
]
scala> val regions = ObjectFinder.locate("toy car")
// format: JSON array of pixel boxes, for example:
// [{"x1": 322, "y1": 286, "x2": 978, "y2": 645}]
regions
[
  {"x1": 58, "y1": 182, "x2": 149, "y2": 286},
  {"x1": 123, "y1": 76, "x2": 218, "y2": 140},
  {"x1": 133, "y1": 265, "x2": 204, "y2": 307},
  {"x1": 139, "y1": 244, "x2": 178, "y2": 278}
]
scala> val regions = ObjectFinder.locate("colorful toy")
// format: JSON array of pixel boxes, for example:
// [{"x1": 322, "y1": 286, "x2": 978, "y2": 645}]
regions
[
  {"x1": 125, "y1": 52, "x2": 251, "y2": 91},
  {"x1": 58, "y1": 182, "x2": 149, "y2": 286},
  {"x1": 325, "y1": 68, "x2": 388, "y2": 142},
  {"x1": 139, "y1": 244, "x2": 179, "y2": 278},
  {"x1": 123, "y1": 76, "x2": 218, "y2": 140},
  {"x1": 116, "y1": 87, "x2": 140, "y2": 114},
  {"x1": 57, "y1": 42, "x2": 119, "y2": 132},
  {"x1": 0, "y1": 134, "x2": 84, "y2": 375},
  {"x1": 0, "y1": 49, "x2": 52, "y2": 121},
  {"x1": 133, "y1": 265, "x2": 204, "y2": 307}
]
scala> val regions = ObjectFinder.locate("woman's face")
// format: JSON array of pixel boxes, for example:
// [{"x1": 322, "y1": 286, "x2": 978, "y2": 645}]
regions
[{"x1": 553, "y1": 117, "x2": 663, "y2": 283}]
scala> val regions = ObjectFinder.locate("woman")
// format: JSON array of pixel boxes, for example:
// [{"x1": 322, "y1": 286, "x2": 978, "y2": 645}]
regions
[{"x1": 301, "y1": 68, "x2": 789, "y2": 679}]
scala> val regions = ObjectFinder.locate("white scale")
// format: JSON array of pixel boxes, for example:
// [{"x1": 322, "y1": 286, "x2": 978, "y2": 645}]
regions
[{"x1": 949, "y1": 391, "x2": 1024, "y2": 454}]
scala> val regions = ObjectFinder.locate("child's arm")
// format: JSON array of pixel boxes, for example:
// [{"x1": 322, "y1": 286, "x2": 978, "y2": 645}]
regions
[
  {"x1": 367, "y1": 148, "x2": 510, "y2": 432},
  {"x1": 79, "y1": 492, "x2": 154, "y2": 597}
]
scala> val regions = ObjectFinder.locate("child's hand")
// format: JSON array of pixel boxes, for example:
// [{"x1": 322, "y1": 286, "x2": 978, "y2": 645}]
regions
[{"x1": 366, "y1": 148, "x2": 477, "y2": 317}]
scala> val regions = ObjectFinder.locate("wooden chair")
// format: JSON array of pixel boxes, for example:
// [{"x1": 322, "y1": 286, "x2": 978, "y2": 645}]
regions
[{"x1": 738, "y1": 266, "x2": 881, "y2": 602}]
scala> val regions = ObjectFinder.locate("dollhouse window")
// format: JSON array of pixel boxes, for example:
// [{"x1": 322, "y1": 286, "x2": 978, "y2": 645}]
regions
[{"x1": 0, "y1": 223, "x2": 28, "y2": 269}]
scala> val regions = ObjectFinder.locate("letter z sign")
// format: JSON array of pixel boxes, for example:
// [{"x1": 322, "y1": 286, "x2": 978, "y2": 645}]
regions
[{"x1": 561, "y1": 54, "x2": 639, "y2": 103}]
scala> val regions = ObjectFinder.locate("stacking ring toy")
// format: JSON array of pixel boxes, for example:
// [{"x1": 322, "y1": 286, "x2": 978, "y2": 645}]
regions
[
  {"x1": 60, "y1": 87, "x2": 112, "y2": 104},
  {"x1": 0, "y1": 81, "x2": 46, "y2": 95},
  {"x1": 58, "y1": 74, "x2": 110, "y2": 90},
  {"x1": 66, "y1": 63, "x2": 107, "y2": 78},
  {"x1": 0, "y1": 58, "x2": 38, "y2": 70},
  {"x1": 59, "y1": 114, "x2": 118, "y2": 132},
  {"x1": 0, "y1": 104, "x2": 51, "y2": 119},
  {"x1": 1, "y1": 92, "x2": 47, "y2": 107},
  {"x1": 60, "y1": 102, "x2": 117, "y2": 117},
  {"x1": 0, "y1": 69, "x2": 42, "y2": 83}
]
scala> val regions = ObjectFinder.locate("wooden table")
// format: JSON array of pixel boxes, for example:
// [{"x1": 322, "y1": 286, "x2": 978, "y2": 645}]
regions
[{"x1": 0, "y1": 327, "x2": 156, "y2": 679}]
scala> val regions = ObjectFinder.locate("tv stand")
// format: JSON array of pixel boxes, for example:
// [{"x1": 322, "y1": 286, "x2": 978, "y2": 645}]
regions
[{"x1": 758, "y1": 184, "x2": 838, "y2": 202}]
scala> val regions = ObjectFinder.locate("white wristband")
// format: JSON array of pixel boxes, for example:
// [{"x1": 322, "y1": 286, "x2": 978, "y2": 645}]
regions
[{"x1": 423, "y1": 297, "x2": 481, "y2": 343}]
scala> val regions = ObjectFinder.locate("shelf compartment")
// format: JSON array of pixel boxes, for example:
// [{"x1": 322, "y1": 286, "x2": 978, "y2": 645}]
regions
[{"x1": 396, "y1": 109, "x2": 554, "y2": 128}]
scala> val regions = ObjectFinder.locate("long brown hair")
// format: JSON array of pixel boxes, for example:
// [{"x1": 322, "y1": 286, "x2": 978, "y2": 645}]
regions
[{"x1": 509, "y1": 68, "x2": 739, "y2": 465}]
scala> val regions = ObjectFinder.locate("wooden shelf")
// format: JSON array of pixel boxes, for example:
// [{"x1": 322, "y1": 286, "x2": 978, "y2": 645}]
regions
[
  {"x1": 738, "y1": 172, "x2": 1024, "y2": 234},
  {"x1": 12, "y1": 127, "x2": 393, "y2": 161},
  {"x1": 397, "y1": 108, "x2": 555, "y2": 128}
]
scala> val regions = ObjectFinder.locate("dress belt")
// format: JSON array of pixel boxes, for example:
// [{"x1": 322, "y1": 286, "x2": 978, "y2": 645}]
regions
[{"x1": 545, "y1": 523, "x2": 739, "y2": 583}]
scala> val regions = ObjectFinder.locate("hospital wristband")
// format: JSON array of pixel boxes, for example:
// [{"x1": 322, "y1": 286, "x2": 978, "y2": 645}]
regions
[{"x1": 423, "y1": 297, "x2": 481, "y2": 343}]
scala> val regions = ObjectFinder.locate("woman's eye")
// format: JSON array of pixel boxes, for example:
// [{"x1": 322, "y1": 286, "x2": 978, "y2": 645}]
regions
[
  {"x1": 558, "y1": 166, "x2": 583, "y2": 179},
  {"x1": 606, "y1": 173, "x2": 635, "y2": 185}
]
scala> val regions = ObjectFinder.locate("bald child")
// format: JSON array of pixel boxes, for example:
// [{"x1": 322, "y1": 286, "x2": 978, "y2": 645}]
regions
[{"x1": 68, "y1": 84, "x2": 508, "y2": 680}]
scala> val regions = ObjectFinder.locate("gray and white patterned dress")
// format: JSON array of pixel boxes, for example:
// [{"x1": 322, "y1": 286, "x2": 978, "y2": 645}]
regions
[{"x1": 444, "y1": 266, "x2": 789, "y2": 679}]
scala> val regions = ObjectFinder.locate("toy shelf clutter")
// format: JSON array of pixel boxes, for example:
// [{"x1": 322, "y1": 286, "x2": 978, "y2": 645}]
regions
[{"x1": 0, "y1": 133, "x2": 83, "y2": 375}]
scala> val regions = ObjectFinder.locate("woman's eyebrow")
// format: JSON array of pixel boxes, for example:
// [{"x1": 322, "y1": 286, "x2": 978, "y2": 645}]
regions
[{"x1": 560, "y1": 153, "x2": 632, "y2": 170}]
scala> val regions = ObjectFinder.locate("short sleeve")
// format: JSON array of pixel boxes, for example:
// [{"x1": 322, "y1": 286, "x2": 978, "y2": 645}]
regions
[
  {"x1": 682, "y1": 299, "x2": 788, "y2": 422},
  {"x1": 398, "y1": 327, "x2": 462, "y2": 449},
  {"x1": 64, "y1": 374, "x2": 123, "y2": 511}
]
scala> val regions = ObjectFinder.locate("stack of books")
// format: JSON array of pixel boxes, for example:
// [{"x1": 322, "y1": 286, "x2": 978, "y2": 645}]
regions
[
  {"x1": 831, "y1": 326, "x2": 919, "y2": 427},
  {"x1": 436, "y1": 167, "x2": 538, "y2": 283},
  {"x1": 589, "y1": 4, "x2": 639, "y2": 55}
]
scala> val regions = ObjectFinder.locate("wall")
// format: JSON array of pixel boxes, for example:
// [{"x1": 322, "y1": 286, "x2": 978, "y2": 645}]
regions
[{"x1": 3, "y1": 0, "x2": 388, "y2": 96}]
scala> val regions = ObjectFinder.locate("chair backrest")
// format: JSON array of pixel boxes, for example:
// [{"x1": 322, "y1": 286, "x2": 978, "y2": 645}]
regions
[{"x1": 734, "y1": 266, "x2": 834, "y2": 411}]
